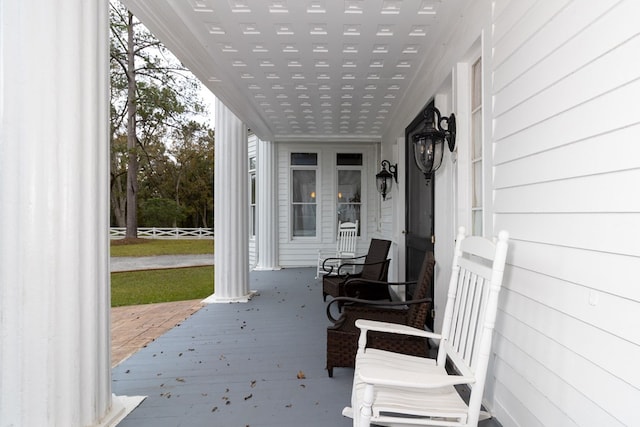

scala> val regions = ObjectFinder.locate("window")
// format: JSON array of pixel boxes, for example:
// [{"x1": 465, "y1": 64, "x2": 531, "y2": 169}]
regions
[
  {"x1": 249, "y1": 157, "x2": 256, "y2": 238},
  {"x1": 291, "y1": 153, "x2": 317, "y2": 237},
  {"x1": 471, "y1": 58, "x2": 483, "y2": 236},
  {"x1": 336, "y1": 153, "x2": 362, "y2": 234}
]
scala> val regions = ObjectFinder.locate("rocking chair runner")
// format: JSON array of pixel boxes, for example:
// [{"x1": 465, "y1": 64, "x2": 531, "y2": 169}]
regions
[
  {"x1": 343, "y1": 227, "x2": 509, "y2": 427},
  {"x1": 321, "y1": 238, "x2": 392, "y2": 301},
  {"x1": 325, "y1": 251, "x2": 435, "y2": 377},
  {"x1": 316, "y1": 221, "x2": 359, "y2": 279}
]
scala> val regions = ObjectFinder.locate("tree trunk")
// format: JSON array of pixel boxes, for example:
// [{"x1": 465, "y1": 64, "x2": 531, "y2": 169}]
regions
[
  {"x1": 111, "y1": 174, "x2": 126, "y2": 227},
  {"x1": 125, "y1": 11, "x2": 138, "y2": 239}
]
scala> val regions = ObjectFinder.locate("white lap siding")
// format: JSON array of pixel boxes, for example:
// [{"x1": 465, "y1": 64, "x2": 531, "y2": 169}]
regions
[{"x1": 490, "y1": 0, "x2": 640, "y2": 426}]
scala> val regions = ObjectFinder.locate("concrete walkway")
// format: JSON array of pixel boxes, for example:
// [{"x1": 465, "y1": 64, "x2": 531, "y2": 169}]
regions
[{"x1": 110, "y1": 254, "x2": 214, "y2": 272}]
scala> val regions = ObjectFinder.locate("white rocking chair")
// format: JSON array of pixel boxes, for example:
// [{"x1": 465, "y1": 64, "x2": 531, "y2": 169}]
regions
[
  {"x1": 316, "y1": 220, "x2": 359, "y2": 279},
  {"x1": 343, "y1": 226, "x2": 509, "y2": 427}
]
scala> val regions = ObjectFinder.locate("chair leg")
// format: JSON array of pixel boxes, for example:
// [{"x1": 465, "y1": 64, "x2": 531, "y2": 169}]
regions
[
  {"x1": 327, "y1": 366, "x2": 333, "y2": 377},
  {"x1": 358, "y1": 384, "x2": 374, "y2": 427}
]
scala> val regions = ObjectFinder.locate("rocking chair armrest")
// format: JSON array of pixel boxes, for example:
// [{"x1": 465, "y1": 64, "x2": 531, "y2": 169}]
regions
[
  {"x1": 321, "y1": 255, "x2": 366, "y2": 275},
  {"x1": 324, "y1": 254, "x2": 366, "y2": 264},
  {"x1": 355, "y1": 319, "x2": 441, "y2": 341},
  {"x1": 358, "y1": 363, "x2": 475, "y2": 389},
  {"x1": 344, "y1": 278, "x2": 417, "y2": 288},
  {"x1": 326, "y1": 296, "x2": 431, "y2": 323}
]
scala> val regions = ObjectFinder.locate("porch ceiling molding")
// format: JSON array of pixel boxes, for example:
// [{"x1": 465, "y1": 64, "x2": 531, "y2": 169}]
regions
[{"x1": 121, "y1": 0, "x2": 465, "y2": 143}]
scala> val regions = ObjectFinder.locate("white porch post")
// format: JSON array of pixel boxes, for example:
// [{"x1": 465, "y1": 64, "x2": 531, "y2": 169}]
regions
[
  {"x1": 0, "y1": 1, "x2": 140, "y2": 425},
  {"x1": 255, "y1": 139, "x2": 281, "y2": 270},
  {"x1": 205, "y1": 99, "x2": 254, "y2": 302}
]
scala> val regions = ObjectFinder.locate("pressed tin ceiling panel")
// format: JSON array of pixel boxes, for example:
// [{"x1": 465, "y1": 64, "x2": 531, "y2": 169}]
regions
[{"x1": 124, "y1": 0, "x2": 450, "y2": 141}]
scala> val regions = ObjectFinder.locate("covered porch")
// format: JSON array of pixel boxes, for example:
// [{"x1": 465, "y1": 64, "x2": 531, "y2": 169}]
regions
[{"x1": 113, "y1": 268, "x2": 501, "y2": 426}]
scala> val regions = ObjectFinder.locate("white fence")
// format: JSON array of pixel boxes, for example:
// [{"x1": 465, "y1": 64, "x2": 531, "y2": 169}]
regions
[{"x1": 110, "y1": 227, "x2": 214, "y2": 239}]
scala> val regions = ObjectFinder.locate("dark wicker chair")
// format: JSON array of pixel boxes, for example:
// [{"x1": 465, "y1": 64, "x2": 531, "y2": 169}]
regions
[
  {"x1": 325, "y1": 251, "x2": 435, "y2": 377},
  {"x1": 321, "y1": 238, "x2": 392, "y2": 301}
]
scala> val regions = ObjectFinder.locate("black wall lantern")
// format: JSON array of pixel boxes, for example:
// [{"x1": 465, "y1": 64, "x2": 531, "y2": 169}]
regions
[
  {"x1": 412, "y1": 106, "x2": 457, "y2": 181},
  {"x1": 376, "y1": 160, "x2": 397, "y2": 201}
]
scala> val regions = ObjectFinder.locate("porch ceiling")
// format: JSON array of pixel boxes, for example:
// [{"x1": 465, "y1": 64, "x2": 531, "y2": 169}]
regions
[{"x1": 121, "y1": 0, "x2": 461, "y2": 142}]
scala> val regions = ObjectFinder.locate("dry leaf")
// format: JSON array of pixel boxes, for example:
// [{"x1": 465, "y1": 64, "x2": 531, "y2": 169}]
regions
[{"x1": 296, "y1": 370, "x2": 306, "y2": 379}]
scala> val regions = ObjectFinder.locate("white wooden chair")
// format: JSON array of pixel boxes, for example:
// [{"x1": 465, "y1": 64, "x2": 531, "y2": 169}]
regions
[
  {"x1": 316, "y1": 220, "x2": 359, "y2": 279},
  {"x1": 343, "y1": 226, "x2": 509, "y2": 427}
]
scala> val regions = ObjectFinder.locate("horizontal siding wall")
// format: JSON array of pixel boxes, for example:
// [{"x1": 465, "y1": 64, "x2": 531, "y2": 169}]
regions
[
  {"x1": 491, "y1": 1, "x2": 640, "y2": 426},
  {"x1": 277, "y1": 142, "x2": 379, "y2": 268}
]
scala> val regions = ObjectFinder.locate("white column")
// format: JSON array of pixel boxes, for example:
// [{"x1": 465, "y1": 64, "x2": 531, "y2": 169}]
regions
[
  {"x1": 254, "y1": 139, "x2": 281, "y2": 270},
  {"x1": 0, "y1": 1, "x2": 140, "y2": 425},
  {"x1": 205, "y1": 99, "x2": 254, "y2": 302}
]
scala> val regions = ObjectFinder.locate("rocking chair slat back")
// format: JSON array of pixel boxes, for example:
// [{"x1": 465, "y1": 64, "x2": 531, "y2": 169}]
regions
[
  {"x1": 316, "y1": 221, "x2": 359, "y2": 279},
  {"x1": 336, "y1": 221, "x2": 358, "y2": 257},
  {"x1": 344, "y1": 227, "x2": 509, "y2": 427}
]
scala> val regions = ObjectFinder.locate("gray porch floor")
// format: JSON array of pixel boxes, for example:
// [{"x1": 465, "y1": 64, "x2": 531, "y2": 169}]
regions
[{"x1": 112, "y1": 268, "x2": 501, "y2": 427}]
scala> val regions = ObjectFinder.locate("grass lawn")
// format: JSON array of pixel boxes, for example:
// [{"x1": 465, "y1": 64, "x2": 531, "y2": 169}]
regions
[
  {"x1": 110, "y1": 239, "x2": 215, "y2": 307},
  {"x1": 110, "y1": 238, "x2": 213, "y2": 257},
  {"x1": 111, "y1": 266, "x2": 214, "y2": 307}
]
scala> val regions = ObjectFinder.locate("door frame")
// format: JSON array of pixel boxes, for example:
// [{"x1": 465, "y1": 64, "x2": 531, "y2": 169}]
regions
[{"x1": 404, "y1": 99, "x2": 436, "y2": 330}]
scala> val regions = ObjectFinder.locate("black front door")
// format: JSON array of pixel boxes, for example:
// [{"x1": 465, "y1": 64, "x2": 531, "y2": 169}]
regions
[{"x1": 405, "y1": 100, "x2": 435, "y2": 330}]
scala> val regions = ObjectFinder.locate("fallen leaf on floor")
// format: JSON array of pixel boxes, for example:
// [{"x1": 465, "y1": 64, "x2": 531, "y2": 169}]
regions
[
  {"x1": 297, "y1": 370, "x2": 306, "y2": 379},
  {"x1": 176, "y1": 377, "x2": 185, "y2": 382},
  {"x1": 211, "y1": 406, "x2": 218, "y2": 412},
  {"x1": 250, "y1": 380, "x2": 257, "y2": 388},
  {"x1": 285, "y1": 404, "x2": 292, "y2": 408},
  {"x1": 244, "y1": 394, "x2": 253, "y2": 400}
]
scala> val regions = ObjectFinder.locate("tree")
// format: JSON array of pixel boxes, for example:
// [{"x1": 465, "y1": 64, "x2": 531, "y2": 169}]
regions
[
  {"x1": 109, "y1": 0, "x2": 208, "y2": 237},
  {"x1": 168, "y1": 122, "x2": 214, "y2": 228}
]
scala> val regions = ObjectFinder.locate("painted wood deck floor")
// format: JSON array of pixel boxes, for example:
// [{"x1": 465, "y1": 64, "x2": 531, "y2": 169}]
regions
[{"x1": 112, "y1": 267, "x2": 502, "y2": 427}]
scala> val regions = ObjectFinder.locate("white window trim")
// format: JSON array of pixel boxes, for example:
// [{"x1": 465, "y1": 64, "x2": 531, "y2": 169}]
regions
[
  {"x1": 455, "y1": 36, "x2": 490, "y2": 237},
  {"x1": 289, "y1": 151, "x2": 320, "y2": 241}
]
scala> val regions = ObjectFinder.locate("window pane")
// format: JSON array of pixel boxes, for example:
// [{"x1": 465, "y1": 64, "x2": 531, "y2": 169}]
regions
[
  {"x1": 337, "y1": 169, "x2": 361, "y2": 233},
  {"x1": 336, "y1": 153, "x2": 363, "y2": 166},
  {"x1": 337, "y1": 170, "x2": 361, "y2": 202},
  {"x1": 292, "y1": 170, "x2": 316, "y2": 202},
  {"x1": 250, "y1": 206, "x2": 256, "y2": 236},
  {"x1": 292, "y1": 205, "x2": 316, "y2": 236},
  {"x1": 473, "y1": 161, "x2": 482, "y2": 208},
  {"x1": 472, "y1": 58, "x2": 482, "y2": 110},
  {"x1": 472, "y1": 111, "x2": 482, "y2": 160},
  {"x1": 338, "y1": 204, "x2": 360, "y2": 226},
  {"x1": 473, "y1": 210, "x2": 483, "y2": 236},
  {"x1": 291, "y1": 152, "x2": 317, "y2": 165},
  {"x1": 250, "y1": 174, "x2": 256, "y2": 204}
]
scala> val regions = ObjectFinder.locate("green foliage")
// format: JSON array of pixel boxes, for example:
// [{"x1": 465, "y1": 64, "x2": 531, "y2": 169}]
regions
[
  {"x1": 111, "y1": 267, "x2": 214, "y2": 307},
  {"x1": 110, "y1": 239, "x2": 214, "y2": 257},
  {"x1": 140, "y1": 198, "x2": 186, "y2": 227}
]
